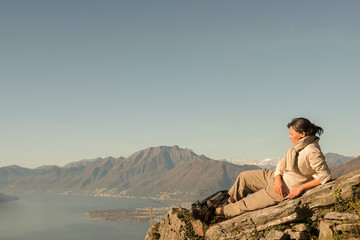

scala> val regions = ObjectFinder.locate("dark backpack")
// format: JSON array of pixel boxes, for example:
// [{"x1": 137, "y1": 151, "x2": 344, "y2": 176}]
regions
[{"x1": 191, "y1": 190, "x2": 229, "y2": 223}]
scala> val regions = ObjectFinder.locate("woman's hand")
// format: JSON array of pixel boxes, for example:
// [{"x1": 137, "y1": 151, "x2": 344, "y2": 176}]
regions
[
  {"x1": 285, "y1": 186, "x2": 304, "y2": 199},
  {"x1": 286, "y1": 179, "x2": 321, "y2": 199},
  {"x1": 274, "y1": 175, "x2": 286, "y2": 197}
]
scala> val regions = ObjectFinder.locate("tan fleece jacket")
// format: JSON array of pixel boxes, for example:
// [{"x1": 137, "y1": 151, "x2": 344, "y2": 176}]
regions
[{"x1": 274, "y1": 140, "x2": 331, "y2": 192}]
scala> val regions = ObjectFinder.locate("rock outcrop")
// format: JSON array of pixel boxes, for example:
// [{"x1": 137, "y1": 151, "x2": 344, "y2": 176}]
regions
[{"x1": 145, "y1": 169, "x2": 360, "y2": 240}]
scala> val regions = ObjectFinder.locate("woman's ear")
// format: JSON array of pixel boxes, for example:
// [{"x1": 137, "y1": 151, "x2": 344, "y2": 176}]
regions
[{"x1": 301, "y1": 132, "x2": 306, "y2": 137}]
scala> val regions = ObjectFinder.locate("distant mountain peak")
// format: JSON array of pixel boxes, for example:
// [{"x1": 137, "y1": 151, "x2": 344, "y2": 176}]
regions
[
  {"x1": 224, "y1": 158, "x2": 279, "y2": 169},
  {"x1": 326, "y1": 152, "x2": 355, "y2": 158},
  {"x1": 63, "y1": 157, "x2": 104, "y2": 168},
  {"x1": 324, "y1": 153, "x2": 355, "y2": 169},
  {"x1": 331, "y1": 155, "x2": 360, "y2": 179},
  {"x1": 127, "y1": 145, "x2": 196, "y2": 161},
  {"x1": 6, "y1": 165, "x2": 23, "y2": 169}
]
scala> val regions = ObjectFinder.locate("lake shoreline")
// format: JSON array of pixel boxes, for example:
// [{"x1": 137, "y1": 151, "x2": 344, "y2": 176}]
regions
[{"x1": 87, "y1": 206, "x2": 171, "y2": 222}]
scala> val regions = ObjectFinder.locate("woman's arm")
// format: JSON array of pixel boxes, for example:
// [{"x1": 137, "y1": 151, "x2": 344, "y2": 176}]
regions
[
  {"x1": 285, "y1": 178, "x2": 321, "y2": 199},
  {"x1": 274, "y1": 175, "x2": 286, "y2": 197},
  {"x1": 308, "y1": 149, "x2": 332, "y2": 185},
  {"x1": 274, "y1": 156, "x2": 287, "y2": 197}
]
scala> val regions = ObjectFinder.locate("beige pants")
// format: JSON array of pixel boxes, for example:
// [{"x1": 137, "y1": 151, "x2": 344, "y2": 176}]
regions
[{"x1": 223, "y1": 169, "x2": 285, "y2": 218}]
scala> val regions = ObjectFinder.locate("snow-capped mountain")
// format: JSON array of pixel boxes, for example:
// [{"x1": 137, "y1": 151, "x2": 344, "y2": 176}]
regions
[{"x1": 223, "y1": 158, "x2": 280, "y2": 169}]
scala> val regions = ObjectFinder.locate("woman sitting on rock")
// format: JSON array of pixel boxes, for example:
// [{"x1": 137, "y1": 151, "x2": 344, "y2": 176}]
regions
[{"x1": 215, "y1": 117, "x2": 332, "y2": 218}]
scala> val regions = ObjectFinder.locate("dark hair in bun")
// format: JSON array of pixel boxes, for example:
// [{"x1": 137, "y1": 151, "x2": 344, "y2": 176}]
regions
[{"x1": 287, "y1": 117, "x2": 323, "y2": 136}]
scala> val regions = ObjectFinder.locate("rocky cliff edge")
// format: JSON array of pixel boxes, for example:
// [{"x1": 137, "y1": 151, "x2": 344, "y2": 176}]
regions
[{"x1": 145, "y1": 169, "x2": 360, "y2": 240}]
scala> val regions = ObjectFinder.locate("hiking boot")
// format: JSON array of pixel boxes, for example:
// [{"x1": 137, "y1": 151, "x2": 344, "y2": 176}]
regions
[
  {"x1": 207, "y1": 195, "x2": 232, "y2": 208},
  {"x1": 191, "y1": 190, "x2": 229, "y2": 223},
  {"x1": 191, "y1": 205, "x2": 215, "y2": 223}
]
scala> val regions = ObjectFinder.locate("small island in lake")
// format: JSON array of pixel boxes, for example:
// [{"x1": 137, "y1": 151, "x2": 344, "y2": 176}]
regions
[
  {"x1": 0, "y1": 193, "x2": 19, "y2": 203},
  {"x1": 88, "y1": 206, "x2": 171, "y2": 222}
]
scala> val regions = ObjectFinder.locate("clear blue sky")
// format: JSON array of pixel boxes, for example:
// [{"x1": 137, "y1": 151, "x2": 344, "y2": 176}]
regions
[{"x1": 1, "y1": 0, "x2": 359, "y2": 168}]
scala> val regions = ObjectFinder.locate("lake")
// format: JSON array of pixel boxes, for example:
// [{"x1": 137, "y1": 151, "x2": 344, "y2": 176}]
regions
[{"x1": 0, "y1": 194, "x2": 172, "y2": 240}]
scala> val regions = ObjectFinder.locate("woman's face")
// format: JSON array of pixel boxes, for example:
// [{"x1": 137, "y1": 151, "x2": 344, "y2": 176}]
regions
[{"x1": 289, "y1": 126, "x2": 306, "y2": 144}]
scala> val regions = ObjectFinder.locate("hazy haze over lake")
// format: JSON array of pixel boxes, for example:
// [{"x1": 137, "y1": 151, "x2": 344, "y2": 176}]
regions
[{"x1": 0, "y1": 195, "x2": 170, "y2": 240}]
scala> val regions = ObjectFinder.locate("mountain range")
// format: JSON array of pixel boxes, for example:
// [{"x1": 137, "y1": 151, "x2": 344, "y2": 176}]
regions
[
  {"x1": 331, "y1": 155, "x2": 360, "y2": 179},
  {"x1": 0, "y1": 146, "x2": 259, "y2": 200},
  {"x1": 223, "y1": 158, "x2": 280, "y2": 169},
  {"x1": 0, "y1": 146, "x2": 358, "y2": 201},
  {"x1": 225, "y1": 152, "x2": 355, "y2": 169}
]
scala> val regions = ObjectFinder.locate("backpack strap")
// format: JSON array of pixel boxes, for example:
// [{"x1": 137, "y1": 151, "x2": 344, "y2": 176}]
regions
[{"x1": 199, "y1": 190, "x2": 226, "y2": 205}]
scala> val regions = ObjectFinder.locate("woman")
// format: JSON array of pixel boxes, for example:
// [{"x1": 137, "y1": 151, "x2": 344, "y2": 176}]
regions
[{"x1": 216, "y1": 117, "x2": 331, "y2": 218}]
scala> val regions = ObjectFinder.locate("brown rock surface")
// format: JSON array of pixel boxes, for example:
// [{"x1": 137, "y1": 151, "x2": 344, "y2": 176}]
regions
[{"x1": 145, "y1": 169, "x2": 360, "y2": 240}]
